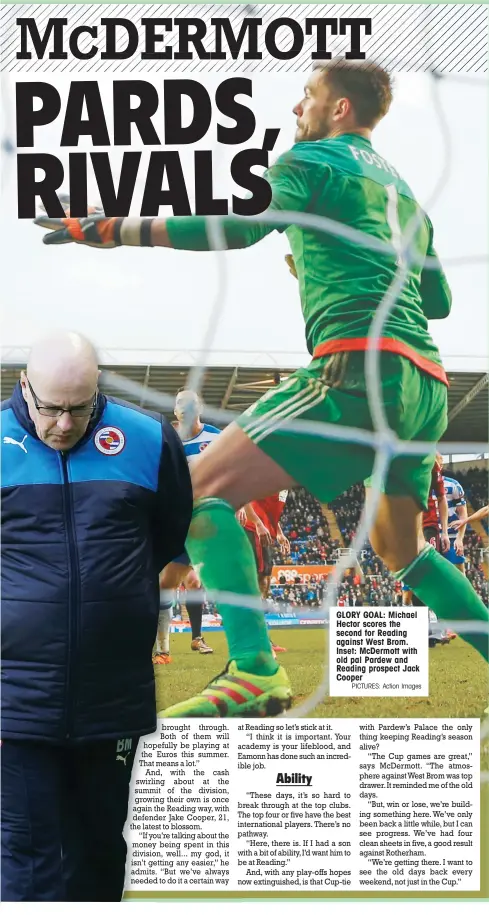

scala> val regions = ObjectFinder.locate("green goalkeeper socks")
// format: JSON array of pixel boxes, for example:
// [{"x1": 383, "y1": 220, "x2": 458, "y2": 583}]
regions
[
  {"x1": 186, "y1": 498, "x2": 278, "y2": 676},
  {"x1": 397, "y1": 545, "x2": 488, "y2": 661}
]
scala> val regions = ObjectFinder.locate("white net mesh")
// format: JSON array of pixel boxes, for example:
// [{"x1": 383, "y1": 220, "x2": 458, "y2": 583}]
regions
[
  {"x1": 97, "y1": 69, "x2": 489, "y2": 733},
  {"x1": 1, "y1": 41, "x2": 487, "y2": 756}
]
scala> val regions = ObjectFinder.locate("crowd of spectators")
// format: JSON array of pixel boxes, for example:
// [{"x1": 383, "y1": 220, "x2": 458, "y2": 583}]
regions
[
  {"x1": 268, "y1": 573, "x2": 403, "y2": 611},
  {"x1": 329, "y1": 482, "x2": 364, "y2": 548},
  {"x1": 265, "y1": 465, "x2": 488, "y2": 611},
  {"x1": 455, "y1": 467, "x2": 488, "y2": 530},
  {"x1": 444, "y1": 467, "x2": 488, "y2": 602},
  {"x1": 271, "y1": 488, "x2": 341, "y2": 566},
  {"x1": 270, "y1": 571, "x2": 326, "y2": 609},
  {"x1": 463, "y1": 529, "x2": 488, "y2": 603}
]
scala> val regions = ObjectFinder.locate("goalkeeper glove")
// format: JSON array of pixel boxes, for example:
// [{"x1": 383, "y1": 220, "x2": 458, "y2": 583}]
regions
[{"x1": 34, "y1": 212, "x2": 154, "y2": 248}]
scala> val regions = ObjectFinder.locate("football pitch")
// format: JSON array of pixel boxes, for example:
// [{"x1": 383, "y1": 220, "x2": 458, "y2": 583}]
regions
[{"x1": 155, "y1": 628, "x2": 488, "y2": 720}]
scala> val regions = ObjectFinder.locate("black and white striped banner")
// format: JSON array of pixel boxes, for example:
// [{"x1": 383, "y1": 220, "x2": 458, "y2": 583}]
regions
[{"x1": 1, "y1": 3, "x2": 488, "y2": 74}]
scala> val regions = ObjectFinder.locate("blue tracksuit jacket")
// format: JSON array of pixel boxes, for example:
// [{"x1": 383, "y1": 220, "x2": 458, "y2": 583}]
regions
[{"x1": 1, "y1": 383, "x2": 192, "y2": 743}]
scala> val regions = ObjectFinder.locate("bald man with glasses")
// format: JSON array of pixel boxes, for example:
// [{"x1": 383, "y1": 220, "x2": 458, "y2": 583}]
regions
[{"x1": 1, "y1": 331, "x2": 192, "y2": 901}]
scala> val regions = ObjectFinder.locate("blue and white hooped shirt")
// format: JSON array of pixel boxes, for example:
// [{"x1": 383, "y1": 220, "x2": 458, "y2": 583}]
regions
[
  {"x1": 443, "y1": 476, "x2": 466, "y2": 540},
  {"x1": 181, "y1": 423, "x2": 221, "y2": 463}
]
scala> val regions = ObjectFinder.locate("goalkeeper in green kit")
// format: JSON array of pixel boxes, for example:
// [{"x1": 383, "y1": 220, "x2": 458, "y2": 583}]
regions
[{"x1": 36, "y1": 61, "x2": 488, "y2": 717}]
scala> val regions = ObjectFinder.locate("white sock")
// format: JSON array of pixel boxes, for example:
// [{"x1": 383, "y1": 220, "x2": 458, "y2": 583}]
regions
[{"x1": 156, "y1": 602, "x2": 172, "y2": 654}]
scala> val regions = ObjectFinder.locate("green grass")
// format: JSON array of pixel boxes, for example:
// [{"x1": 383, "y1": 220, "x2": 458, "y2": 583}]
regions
[{"x1": 155, "y1": 628, "x2": 488, "y2": 720}]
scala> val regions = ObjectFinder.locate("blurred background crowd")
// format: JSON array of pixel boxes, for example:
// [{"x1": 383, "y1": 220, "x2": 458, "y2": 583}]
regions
[{"x1": 267, "y1": 468, "x2": 487, "y2": 611}]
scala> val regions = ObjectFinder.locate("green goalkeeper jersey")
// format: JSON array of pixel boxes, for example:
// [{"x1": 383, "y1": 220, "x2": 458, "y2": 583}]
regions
[{"x1": 166, "y1": 133, "x2": 451, "y2": 384}]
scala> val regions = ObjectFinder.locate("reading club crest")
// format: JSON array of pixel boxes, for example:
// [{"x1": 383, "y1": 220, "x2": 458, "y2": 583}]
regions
[{"x1": 94, "y1": 426, "x2": 125, "y2": 455}]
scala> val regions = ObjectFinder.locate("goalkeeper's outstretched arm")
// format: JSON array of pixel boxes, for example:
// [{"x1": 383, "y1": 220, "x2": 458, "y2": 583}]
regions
[
  {"x1": 34, "y1": 149, "x2": 315, "y2": 252},
  {"x1": 34, "y1": 211, "x2": 277, "y2": 250}
]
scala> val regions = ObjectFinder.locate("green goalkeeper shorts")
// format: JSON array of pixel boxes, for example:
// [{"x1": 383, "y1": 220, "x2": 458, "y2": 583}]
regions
[{"x1": 236, "y1": 352, "x2": 448, "y2": 509}]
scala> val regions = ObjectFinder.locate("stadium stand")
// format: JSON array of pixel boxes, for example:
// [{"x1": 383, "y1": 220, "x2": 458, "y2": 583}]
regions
[
  {"x1": 455, "y1": 467, "x2": 488, "y2": 534},
  {"x1": 1, "y1": 364, "x2": 487, "y2": 447},
  {"x1": 267, "y1": 473, "x2": 488, "y2": 611},
  {"x1": 271, "y1": 488, "x2": 340, "y2": 566},
  {"x1": 1, "y1": 362, "x2": 485, "y2": 610}
]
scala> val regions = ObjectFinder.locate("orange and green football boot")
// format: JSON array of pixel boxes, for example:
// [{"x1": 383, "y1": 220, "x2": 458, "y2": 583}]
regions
[{"x1": 160, "y1": 661, "x2": 292, "y2": 718}]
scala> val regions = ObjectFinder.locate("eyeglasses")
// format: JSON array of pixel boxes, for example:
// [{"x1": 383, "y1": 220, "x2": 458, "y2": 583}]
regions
[{"x1": 26, "y1": 378, "x2": 97, "y2": 418}]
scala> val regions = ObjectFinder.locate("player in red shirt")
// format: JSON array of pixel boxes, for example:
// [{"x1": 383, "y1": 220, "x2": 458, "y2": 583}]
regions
[
  {"x1": 240, "y1": 492, "x2": 290, "y2": 654},
  {"x1": 422, "y1": 455, "x2": 450, "y2": 553}
]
